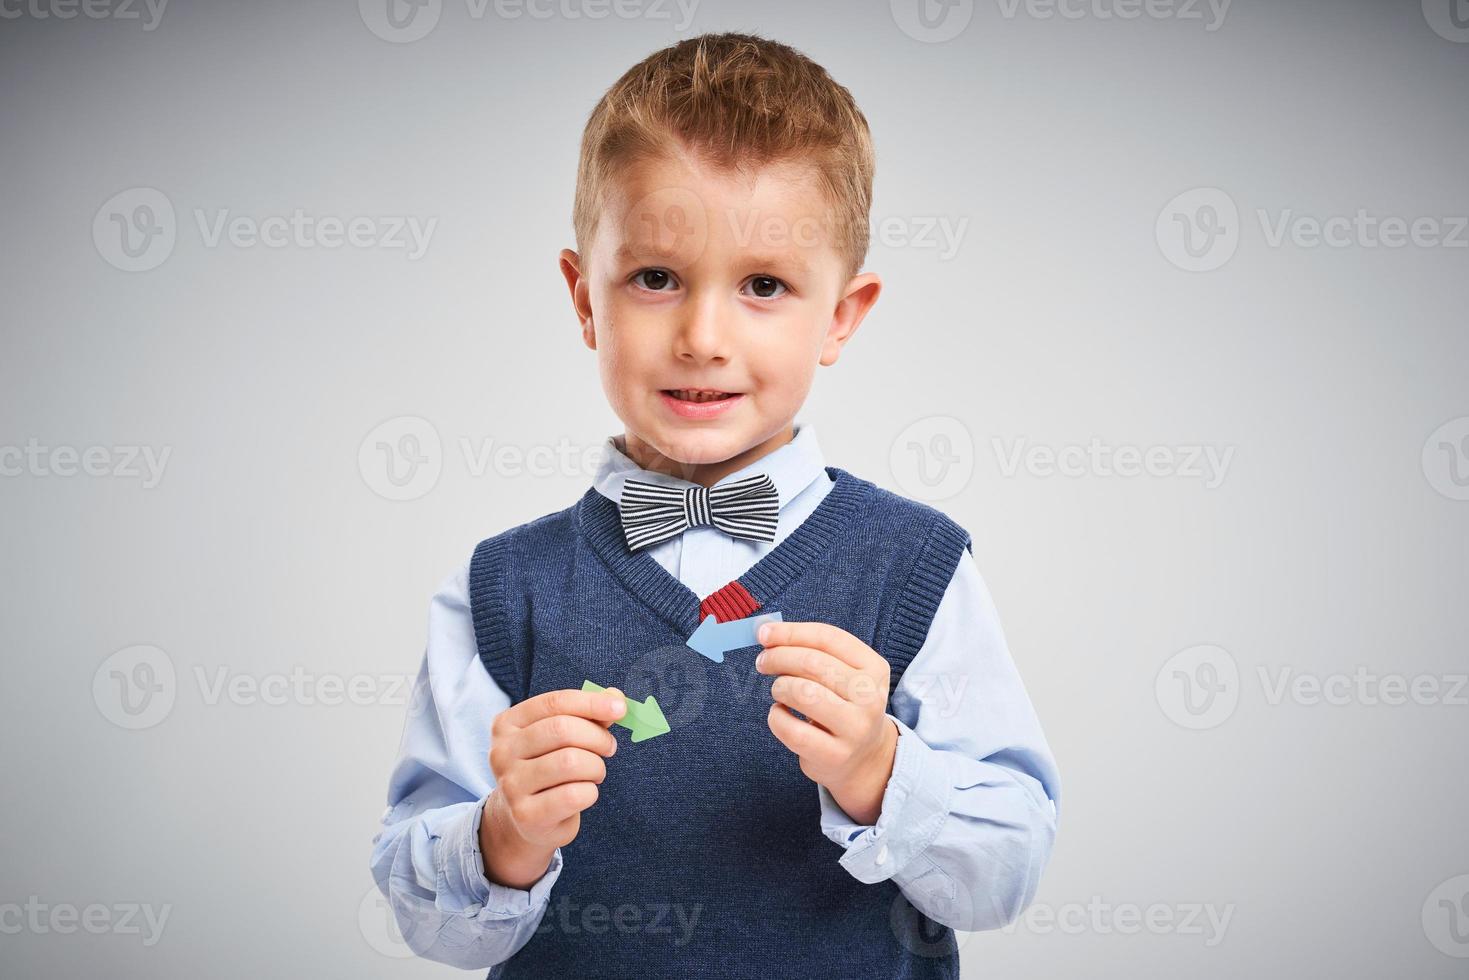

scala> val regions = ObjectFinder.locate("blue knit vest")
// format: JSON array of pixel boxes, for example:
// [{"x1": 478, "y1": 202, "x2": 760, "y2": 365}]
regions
[{"x1": 469, "y1": 465, "x2": 972, "y2": 979}]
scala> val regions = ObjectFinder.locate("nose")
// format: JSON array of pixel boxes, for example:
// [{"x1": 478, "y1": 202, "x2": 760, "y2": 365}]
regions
[{"x1": 674, "y1": 288, "x2": 730, "y2": 366}]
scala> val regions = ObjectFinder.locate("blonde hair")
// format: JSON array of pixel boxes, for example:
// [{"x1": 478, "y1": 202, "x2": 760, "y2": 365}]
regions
[{"x1": 572, "y1": 32, "x2": 875, "y2": 280}]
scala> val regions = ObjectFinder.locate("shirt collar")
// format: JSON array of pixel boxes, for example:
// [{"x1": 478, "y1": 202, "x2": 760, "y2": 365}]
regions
[{"x1": 594, "y1": 420, "x2": 826, "y2": 514}]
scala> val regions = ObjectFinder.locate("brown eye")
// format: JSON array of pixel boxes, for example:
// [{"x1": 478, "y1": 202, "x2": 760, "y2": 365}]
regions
[
  {"x1": 635, "y1": 269, "x2": 673, "y2": 291},
  {"x1": 747, "y1": 276, "x2": 786, "y2": 299}
]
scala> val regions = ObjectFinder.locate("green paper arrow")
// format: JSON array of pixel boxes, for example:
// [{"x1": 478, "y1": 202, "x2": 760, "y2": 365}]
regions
[{"x1": 581, "y1": 680, "x2": 671, "y2": 743}]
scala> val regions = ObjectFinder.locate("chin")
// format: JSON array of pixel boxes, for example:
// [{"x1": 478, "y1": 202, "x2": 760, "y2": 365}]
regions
[
  {"x1": 655, "y1": 430, "x2": 744, "y2": 464},
  {"x1": 637, "y1": 422, "x2": 749, "y2": 467}
]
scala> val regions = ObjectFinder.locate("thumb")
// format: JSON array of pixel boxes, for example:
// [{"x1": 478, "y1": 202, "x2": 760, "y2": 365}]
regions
[{"x1": 599, "y1": 686, "x2": 627, "y2": 728}]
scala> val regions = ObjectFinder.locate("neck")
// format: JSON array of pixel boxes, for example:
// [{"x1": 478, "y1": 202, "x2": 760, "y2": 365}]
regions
[{"x1": 619, "y1": 424, "x2": 795, "y2": 488}]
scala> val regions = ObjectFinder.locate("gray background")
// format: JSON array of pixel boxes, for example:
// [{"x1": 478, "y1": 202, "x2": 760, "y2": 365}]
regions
[{"x1": 3, "y1": 0, "x2": 1467, "y2": 976}]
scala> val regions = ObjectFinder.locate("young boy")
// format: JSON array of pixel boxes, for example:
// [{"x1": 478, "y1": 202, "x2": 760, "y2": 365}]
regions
[{"x1": 369, "y1": 32, "x2": 1059, "y2": 978}]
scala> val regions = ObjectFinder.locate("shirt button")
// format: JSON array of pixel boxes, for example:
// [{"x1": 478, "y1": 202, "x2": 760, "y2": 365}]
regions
[{"x1": 875, "y1": 844, "x2": 889, "y2": 866}]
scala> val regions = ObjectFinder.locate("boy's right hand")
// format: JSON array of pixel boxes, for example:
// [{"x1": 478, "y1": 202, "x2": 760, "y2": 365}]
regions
[{"x1": 478, "y1": 687, "x2": 626, "y2": 890}]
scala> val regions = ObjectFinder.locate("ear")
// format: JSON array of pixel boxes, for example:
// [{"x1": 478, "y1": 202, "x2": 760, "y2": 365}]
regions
[
  {"x1": 559, "y1": 248, "x2": 596, "y2": 350},
  {"x1": 819, "y1": 272, "x2": 881, "y2": 367}
]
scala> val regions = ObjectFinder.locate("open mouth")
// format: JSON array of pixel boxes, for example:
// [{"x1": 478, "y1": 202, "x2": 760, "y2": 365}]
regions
[{"x1": 662, "y1": 389, "x2": 739, "y2": 403}]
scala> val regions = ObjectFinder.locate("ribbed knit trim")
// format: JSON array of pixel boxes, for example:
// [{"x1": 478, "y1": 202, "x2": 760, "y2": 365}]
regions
[
  {"x1": 468, "y1": 531, "x2": 523, "y2": 702},
  {"x1": 738, "y1": 467, "x2": 874, "y2": 607},
  {"x1": 578, "y1": 466, "x2": 874, "y2": 637},
  {"x1": 700, "y1": 580, "x2": 761, "y2": 623},
  {"x1": 879, "y1": 512, "x2": 972, "y2": 687}
]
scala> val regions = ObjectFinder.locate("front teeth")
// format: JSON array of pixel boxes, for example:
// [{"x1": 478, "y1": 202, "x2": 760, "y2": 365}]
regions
[{"x1": 670, "y1": 390, "x2": 731, "y2": 403}]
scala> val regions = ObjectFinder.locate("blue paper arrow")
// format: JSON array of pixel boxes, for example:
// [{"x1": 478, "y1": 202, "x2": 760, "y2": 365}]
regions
[{"x1": 686, "y1": 610, "x2": 783, "y2": 663}]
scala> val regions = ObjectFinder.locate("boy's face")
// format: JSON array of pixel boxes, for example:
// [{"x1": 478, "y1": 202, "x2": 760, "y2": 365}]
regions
[{"x1": 560, "y1": 146, "x2": 880, "y2": 487}]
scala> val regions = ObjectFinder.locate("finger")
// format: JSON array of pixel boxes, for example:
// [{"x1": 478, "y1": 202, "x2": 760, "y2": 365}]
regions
[
  {"x1": 770, "y1": 675, "x2": 861, "y2": 737},
  {"x1": 767, "y1": 702, "x2": 842, "y2": 765},
  {"x1": 505, "y1": 687, "x2": 627, "y2": 730},
  {"x1": 518, "y1": 781, "x2": 600, "y2": 827},
  {"x1": 516, "y1": 746, "x2": 608, "y2": 795},
  {"x1": 514, "y1": 714, "x2": 619, "y2": 761},
  {"x1": 758, "y1": 621, "x2": 874, "y2": 670},
  {"x1": 755, "y1": 645, "x2": 863, "y2": 700}
]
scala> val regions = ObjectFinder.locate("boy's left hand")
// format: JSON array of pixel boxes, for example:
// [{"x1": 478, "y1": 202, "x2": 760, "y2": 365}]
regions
[{"x1": 755, "y1": 620, "x2": 899, "y2": 826}]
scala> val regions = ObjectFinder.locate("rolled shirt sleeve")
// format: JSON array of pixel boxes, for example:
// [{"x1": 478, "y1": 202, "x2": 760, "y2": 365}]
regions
[
  {"x1": 816, "y1": 549, "x2": 1061, "y2": 933},
  {"x1": 368, "y1": 561, "x2": 562, "y2": 968}
]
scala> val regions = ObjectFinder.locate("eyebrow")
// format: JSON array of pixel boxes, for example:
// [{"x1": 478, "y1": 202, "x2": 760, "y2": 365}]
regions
[
  {"x1": 739, "y1": 251, "x2": 811, "y2": 276},
  {"x1": 614, "y1": 244, "x2": 811, "y2": 276}
]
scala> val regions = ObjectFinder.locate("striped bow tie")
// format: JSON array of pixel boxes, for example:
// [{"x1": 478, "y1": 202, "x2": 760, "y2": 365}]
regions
[{"x1": 618, "y1": 473, "x2": 780, "y2": 553}]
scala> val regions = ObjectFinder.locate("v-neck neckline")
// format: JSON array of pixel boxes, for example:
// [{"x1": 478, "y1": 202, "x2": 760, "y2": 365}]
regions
[{"x1": 577, "y1": 465, "x2": 874, "y2": 638}]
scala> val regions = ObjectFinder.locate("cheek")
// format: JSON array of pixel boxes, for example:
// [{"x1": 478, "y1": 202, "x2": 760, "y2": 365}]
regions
[
  {"x1": 754, "y1": 315, "x2": 826, "y2": 383},
  {"x1": 592, "y1": 308, "x2": 662, "y2": 395},
  {"x1": 750, "y1": 352, "x2": 818, "y2": 405}
]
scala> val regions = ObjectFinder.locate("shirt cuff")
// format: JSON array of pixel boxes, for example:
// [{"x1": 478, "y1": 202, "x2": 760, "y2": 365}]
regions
[
  {"x1": 440, "y1": 793, "x2": 563, "y2": 919},
  {"x1": 817, "y1": 715, "x2": 953, "y2": 884}
]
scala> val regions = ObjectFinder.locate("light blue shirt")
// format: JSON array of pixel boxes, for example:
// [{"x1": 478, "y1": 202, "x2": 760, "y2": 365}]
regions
[{"x1": 369, "y1": 421, "x2": 1061, "y2": 968}]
